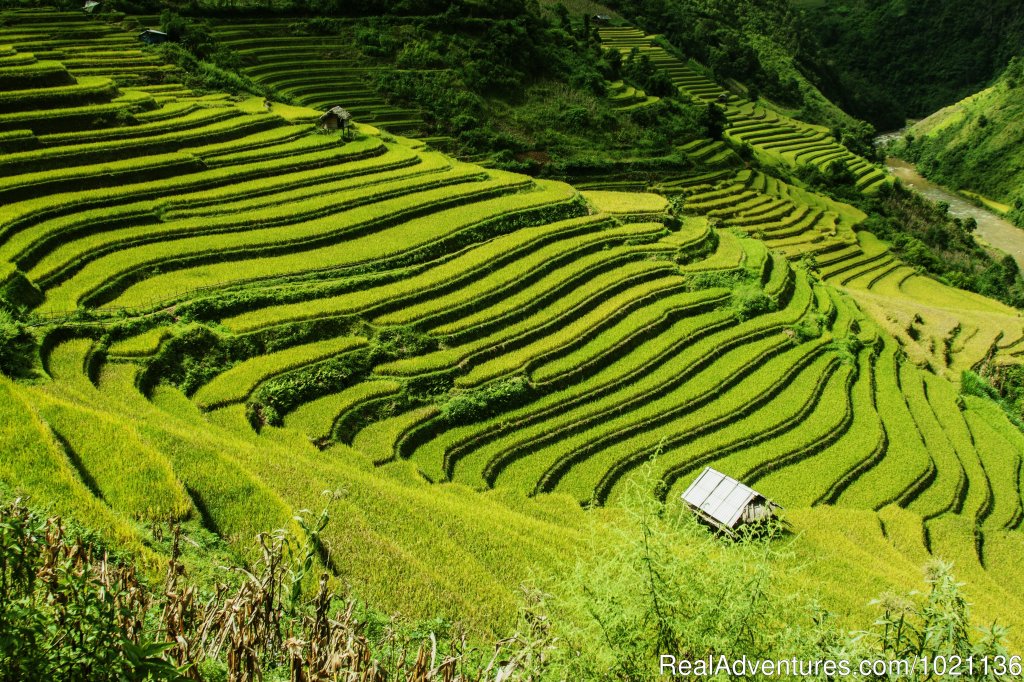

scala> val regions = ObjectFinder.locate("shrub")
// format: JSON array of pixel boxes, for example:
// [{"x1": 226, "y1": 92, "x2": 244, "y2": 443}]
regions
[
  {"x1": 288, "y1": 17, "x2": 345, "y2": 35},
  {"x1": 964, "y1": 368, "x2": 1024, "y2": 427},
  {"x1": 0, "y1": 498, "x2": 517, "y2": 681},
  {"x1": 157, "y1": 43, "x2": 265, "y2": 96},
  {"x1": 439, "y1": 375, "x2": 531, "y2": 424},
  {"x1": 855, "y1": 561, "x2": 1014, "y2": 672},
  {"x1": 0, "y1": 308, "x2": 34, "y2": 378},
  {"x1": 790, "y1": 312, "x2": 827, "y2": 342},
  {"x1": 730, "y1": 281, "x2": 776, "y2": 321},
  {"x1": 0, "y1": 499, "x2": 184, "y2": 681},
  {"x1": 537, "y1": 461, "x2": 827, "y2": 679}
]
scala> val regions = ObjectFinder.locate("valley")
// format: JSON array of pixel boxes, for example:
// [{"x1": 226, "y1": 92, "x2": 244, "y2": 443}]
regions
[
  {"x1": 1, "y1": 2, "x2": 1023, "y2": 679},
  {"x1": 886, "y1": 157, "x2": 1024, "y2": 270}
]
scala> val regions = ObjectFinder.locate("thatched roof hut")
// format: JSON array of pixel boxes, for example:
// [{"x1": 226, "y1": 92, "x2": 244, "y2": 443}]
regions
[{"x1": 319, "y1": 106, "x2": 352, "y2": 130}]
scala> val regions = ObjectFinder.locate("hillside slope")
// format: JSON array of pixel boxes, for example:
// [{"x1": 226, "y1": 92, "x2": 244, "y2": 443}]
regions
[
  {"x1": 897, "y1": 57, "x2": 1024, "y2": 228},
  {"x1": 1, "y1": 7, "x2": 1024, "y2": 657},
  {"x1": 600, "y1": 0, "x2": 863, "y2": 134},
  {"x1": 793, "y1": 0, "x2": 1024, "y2": 130}
]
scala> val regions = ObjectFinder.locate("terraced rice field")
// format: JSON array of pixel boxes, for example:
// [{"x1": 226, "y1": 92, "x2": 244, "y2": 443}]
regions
[
  {"x1": 667, "y1": 167, "x2": 1024, "y2": 372},
  {"x1": 605, "y1": 79, "x2": 659, "y2": 110},
  {"x1": 205, "y1": 19, "x2": 427, "y2": 134},
  {"x1": 2, "y1": 9, "x2": 1024, "y2": 639},
  {"x1": 599, "y1": 26, "x2": 889, "y2": 193}
]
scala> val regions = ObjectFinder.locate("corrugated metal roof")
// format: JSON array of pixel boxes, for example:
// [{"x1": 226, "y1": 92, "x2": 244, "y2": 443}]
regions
[
  {"x1": 681, "y1": 467, "x2": 760, "y2": 528},
  {"x1": 320, "y1": 106, "x2": 351, "y2": 121}
]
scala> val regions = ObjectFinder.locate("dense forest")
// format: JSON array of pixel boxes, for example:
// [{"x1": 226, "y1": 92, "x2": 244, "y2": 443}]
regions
[{"x1": 793, "y1": 0, "x2": 1024, "y2": 130}]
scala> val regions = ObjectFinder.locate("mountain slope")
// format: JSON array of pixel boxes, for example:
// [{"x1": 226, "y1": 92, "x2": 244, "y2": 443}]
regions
[
  {"x1": 1, "y1": 5, "x2": 1024, "y2": 657},
  {"x1": 897, "y1": 56, "x2": 1024, "y2": 228},
  {"x1": 794, "y1": 0, "x2": 1024, "y2": 130},
  {"x1": 601, "y1": 0, "x2": 864, "y2": 134}
]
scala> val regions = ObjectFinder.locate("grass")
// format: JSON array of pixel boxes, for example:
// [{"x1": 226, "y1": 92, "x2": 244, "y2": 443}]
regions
[
  {"x1": 28, "y1": 156, "x2": 478, "y2": 282},
  {"x1": 426, "y1": 241, "x2": 669, "y2": 339},
  {"x1": 100, "y1": 179, "x2": 573, "y2": 309},
  {"x1": 377, "y1": 261, "x2": 679, "y2": 377},
  {"x1": 0, "y1": 137, "x2": 387, "y2": 247},
  {"x1": 0, "y1": 113, "x2": 280, "y2": 176},
  {"x1": 437, "y1": 272, "x2": 813, "y2": 484},
  {"x1": 35, "y1": 394, "x2": 193, "y2": 522},
  {"x1": 619, "y1": 352, "x2": 849, "y2": 506},
  {"x1": 37, "y1": 106, "x2": 240, "y2": 146},
  {"x1": 0, "y1": 376, "x2": 146, "y2": 554},
  {"x1": 108, "y1": 327, "x2": 173, "y2": 358},
  {"x1": 469, "y1": 333, "x2": 791, "y2": 491},
  {"x1": 579, "y1": 336, "x2": 829, "y2": 500},
  {"x1": 581, "y1": 190, "x2": 668, "y2": 214},
  {"x1": 755, "y1": 349, "x2": 883, "y2": 506},
  {"x1": 351, "y1": 406, "x2": 438, "y2": 465},
  {"x1": 0, "y1": 75, "x2": 116, "y2": 114},
  {"x1": 529, "y1": 288, "x2": 730, "y2": 384},
  {"x1": 921, "y1": 373, "x2": 990, "y2": 524},
  {"x1": 407, "y1": 308, "x2": 736, "y2": 483},
  {"x1": 962, "y1": 397, "x2": 1024, "y2": 529},
  {"x1": 455, "y1": 274, "x2": 688, "y2": 387},
  {"x1": 960, "y1": 190, "x2": 1011, "y2": 215},
  {"x1": 375, "y1": 226, "x2": 672, "y2": 332},
  {"x1": 901, "y1": 364, "x2": 966, "y2": 519},
  {"x1": 222, "y1": 214, "x2": 614, "y2": 332}
]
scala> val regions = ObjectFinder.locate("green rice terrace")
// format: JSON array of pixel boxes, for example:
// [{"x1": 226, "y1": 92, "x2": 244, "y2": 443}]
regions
[
  {"x1": 203, "y1": 18, "x2": 428, "y2": 135},
  {"x1": 2, "y1": 5, "x2": 1024, "y2": 678}
]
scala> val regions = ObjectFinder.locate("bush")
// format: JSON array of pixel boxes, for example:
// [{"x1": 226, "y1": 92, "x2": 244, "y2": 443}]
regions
[
  {"x1": 439, "y1": 374, "x2": 531, "y2": 424},
  {"x1": 289, "y1": 17, "x2": 345, "y2": 35},
  {"x1": 157, "y1": 44, "x2": 265, "y2": 96},
  {"x1": 965, "y1": 368, "x2": 1024, "y2": 426},
  {"x1": 532, "y1": 462, "x2": 1016, "y2": 679},
  {"x1": 0, "y1": 499, "x2": 184, "y2": 681},
  {"x1": 536, "y1": 462, "x2": 824, "y2": 679},
  {"x1": 0, "y1": 308, "x2": 34, "y2": 378},
  {"x1": 731, "y1": 282, "x2": 776, "y2": 321},
  {"x1": 855, "y1": 560, "x2": 1014, "y2": 673}
]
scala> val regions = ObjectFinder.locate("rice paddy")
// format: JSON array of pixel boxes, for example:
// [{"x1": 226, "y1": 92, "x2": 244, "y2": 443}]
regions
[{"x1": 1, "y1": 7, "x2": 1023, "y2": 643}]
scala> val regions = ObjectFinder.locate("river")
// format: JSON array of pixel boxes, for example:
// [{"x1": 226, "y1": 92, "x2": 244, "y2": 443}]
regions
[{"x1": 882, "y1": 155, "x2": 1024, "y2": 271}]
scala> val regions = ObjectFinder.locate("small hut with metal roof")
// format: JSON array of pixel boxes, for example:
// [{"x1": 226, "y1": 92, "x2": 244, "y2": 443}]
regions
[
  {"x1": 681, "y1": 467, "x2": 779, "y2": 535},
  {"x1": 138, "y1": 29, "x2": 168, "y2": 45},
  {"x1": 319, "y1": 106, "x2": 351, "y2": 131}
]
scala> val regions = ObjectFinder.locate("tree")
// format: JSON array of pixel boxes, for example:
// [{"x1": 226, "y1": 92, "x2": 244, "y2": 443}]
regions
[
  {"x1": 602, "y1": 47, "x2": 622, "y2": 79},
  {"x1": 1001, "y1": 254, "x2": 1020, "y2": 287},
  {"x1": 553, "y1": 2, "x2": 570, "y2": 33},
  {"x1": 701, "y1": 103, "x2": 727, "y2": 140}
]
